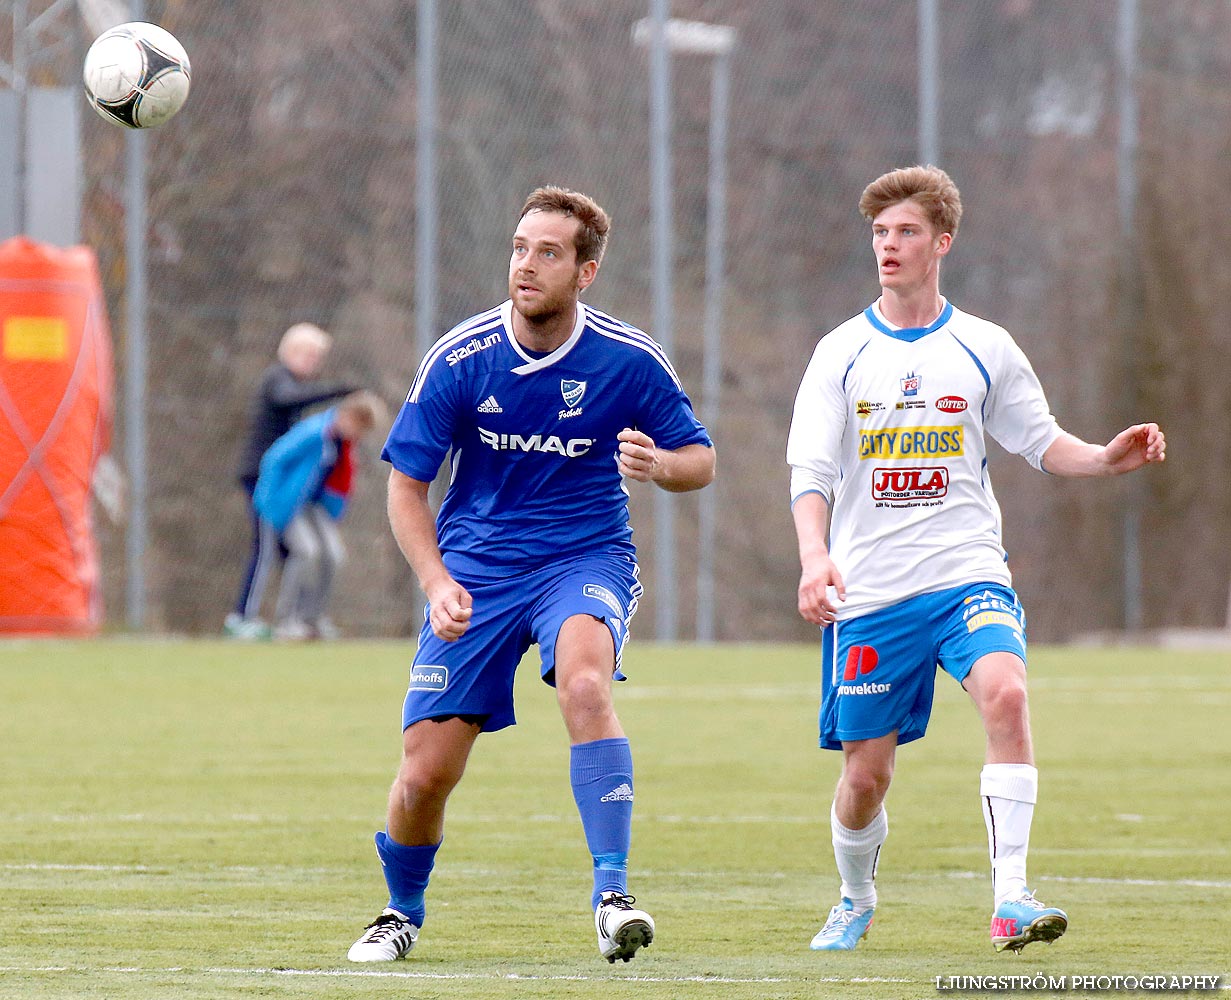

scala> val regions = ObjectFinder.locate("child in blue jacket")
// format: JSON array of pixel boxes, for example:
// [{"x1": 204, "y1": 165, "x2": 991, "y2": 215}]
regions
[{"x1": 254, "y1": 390, "x2": 387, "y2": 639}]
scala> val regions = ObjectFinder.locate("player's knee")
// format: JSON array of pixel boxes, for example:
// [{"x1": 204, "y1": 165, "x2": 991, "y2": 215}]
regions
[
  {"x1": 394, "y1": 758, "x2": 461, "y2": 808},
  {"x1": 984, "y1": 676, "x2": 1029, "y2": 726},
  {"x1": 842, "y1": 763, "x2": 892, "y2": 806},
  {"x1": 556, "y1": 666, "x2": 612, "y2": 716}
]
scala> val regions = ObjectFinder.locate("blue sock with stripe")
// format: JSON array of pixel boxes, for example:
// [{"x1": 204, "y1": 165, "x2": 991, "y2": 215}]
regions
[
  {"x1": 570, "y1": 737, "x2": 634, "y2": 910},
  {"x1": 374, "y1": 830, "x2": 439, "y2": 926}
]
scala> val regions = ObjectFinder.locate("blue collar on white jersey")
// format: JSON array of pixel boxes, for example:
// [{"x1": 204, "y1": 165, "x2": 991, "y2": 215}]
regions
[{"x1": 863, "y1": 299, "x2": 953, "y2": 342}]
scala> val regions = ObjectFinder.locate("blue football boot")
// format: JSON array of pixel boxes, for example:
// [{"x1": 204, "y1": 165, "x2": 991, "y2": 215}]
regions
[
  {"x1": 990, "y1": 890, "x2": 1068, "y2": 952},
  {"x1": 810, "y1": 898, "x2": 874, "y2": 951}
]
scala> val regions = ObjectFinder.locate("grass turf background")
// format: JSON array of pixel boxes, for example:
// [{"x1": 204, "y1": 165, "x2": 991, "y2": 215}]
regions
[{"x1": 0, "y1": 640, "x2": 1227, "y2": 999}]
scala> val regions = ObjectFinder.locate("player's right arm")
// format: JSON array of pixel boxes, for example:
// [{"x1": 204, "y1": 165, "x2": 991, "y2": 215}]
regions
[
  {"x1": 791, "y1": 491, "x2": 846, "y2": 627},
  {"x1": 387, "y1": 469, "x2": 472, "y2": 642},
  {"x1": 786, "y1": 330, "x2": 853, "y2": 628}
]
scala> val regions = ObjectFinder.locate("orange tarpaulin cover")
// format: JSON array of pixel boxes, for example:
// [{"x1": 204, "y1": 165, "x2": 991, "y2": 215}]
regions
[{"x1": 0, "y1": 236, "x2": 114, "y2": 634}]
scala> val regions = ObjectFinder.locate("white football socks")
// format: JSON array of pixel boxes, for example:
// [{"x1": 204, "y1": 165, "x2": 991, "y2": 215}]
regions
[
  {"x1": 980, "y1": 763, "x2": 1038, "y2": 907},
  {"x1": 830, "y1": 802, "x2": 888, "y2": 914}
]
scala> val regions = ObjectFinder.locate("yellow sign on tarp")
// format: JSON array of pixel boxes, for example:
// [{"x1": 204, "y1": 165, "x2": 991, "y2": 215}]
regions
[{"x1": 3, "y1": 316, "x2": 69, "y2": 361}]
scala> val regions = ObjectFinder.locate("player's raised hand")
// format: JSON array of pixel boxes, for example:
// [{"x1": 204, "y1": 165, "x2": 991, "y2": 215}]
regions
[
  {"x1": 617, "y1": 428, "x2": 662, "y2": 483},
  {"x1": 1103, "y1": 422, "x2": 1166, "y2": 474},
  {"x1": 426, "y1": 579, "x2": 473, "y2": 642}
]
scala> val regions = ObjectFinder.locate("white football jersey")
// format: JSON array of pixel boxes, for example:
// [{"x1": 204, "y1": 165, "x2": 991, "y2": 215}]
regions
[{"x1": 787, "y1": 299, "x2": 1063, "y2": 620}]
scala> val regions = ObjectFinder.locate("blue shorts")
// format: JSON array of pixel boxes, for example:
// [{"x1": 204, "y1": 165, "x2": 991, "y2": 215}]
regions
[
  {"x1": 818, "y1": 582, "x2": 1027, "y2": 751},
  {"x1": 402, "y1": 554, "x2": 642, "y2": 734}
]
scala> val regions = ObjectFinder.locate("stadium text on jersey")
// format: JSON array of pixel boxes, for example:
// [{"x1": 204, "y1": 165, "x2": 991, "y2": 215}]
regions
[{"x1": 445, "y1": 331, "x2": 502, "y2": 366}]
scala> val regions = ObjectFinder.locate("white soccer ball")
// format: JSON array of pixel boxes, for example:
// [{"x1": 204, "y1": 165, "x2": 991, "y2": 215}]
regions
[{"x1": 83, "y1": 22, "x2": 191, "y2": 129}]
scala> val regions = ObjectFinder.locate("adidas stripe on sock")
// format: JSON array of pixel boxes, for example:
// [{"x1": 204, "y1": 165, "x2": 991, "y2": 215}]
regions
[{"x1": 571, "y1": 737, "x2": 634, "y2": 910}]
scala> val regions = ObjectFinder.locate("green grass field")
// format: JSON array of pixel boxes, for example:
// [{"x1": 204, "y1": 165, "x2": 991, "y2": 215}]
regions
[{"x1": 0, "y1": 639, "x2": 1227, "y2": 999}]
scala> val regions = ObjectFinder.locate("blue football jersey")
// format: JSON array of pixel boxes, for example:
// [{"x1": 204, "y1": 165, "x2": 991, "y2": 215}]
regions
[{"x1": 382, "y1": 300, "x2": 713, "y2": 581}]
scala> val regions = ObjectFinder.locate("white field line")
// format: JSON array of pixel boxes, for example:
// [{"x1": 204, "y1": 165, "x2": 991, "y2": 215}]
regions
[
  {"x1": 2, "y1": 862, "x2": 161, "y2": 872},
  {"x1": 3, "y1": 812, "x2": 822, "y2": 824},
  {"x1": 10, "y1": 810, "x2": 1231, "y2": 832},
  {"x1": 5, "y1": 862, "x2": 1230, "y2": 890},
  {"x1": 1028, "y1": 674, "x2": 1231, "y2": 690},
  {"x1": 0, "y1": 965, "x2": 924, "y2": 985},
  {"x1": 618, "y1": 677, "x2": 1231, "y2": 696},
  {"x1": 942, "y1": 870, "x2": 1231, "y2": 890},
  {"x1": 7, "y1": 966, "x2": 1226, "y2": 991}
]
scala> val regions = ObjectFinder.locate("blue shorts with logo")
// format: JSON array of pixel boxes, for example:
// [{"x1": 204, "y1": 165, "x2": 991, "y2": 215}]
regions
[
  {"x1": 402, "y1": 553, "x2": 641, "y2": 734},
  {"x1": 818, "y1": 582, "x2": 1027, "y2": 751}
]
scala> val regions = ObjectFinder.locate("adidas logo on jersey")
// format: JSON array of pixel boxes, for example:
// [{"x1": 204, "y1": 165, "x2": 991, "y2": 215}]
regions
[
  {"x1": 601, "y1": 782, "x2": 634, "y2": 803},
  {"x1": 477, "y1": 396, "x2": 503, "y2": 413}
]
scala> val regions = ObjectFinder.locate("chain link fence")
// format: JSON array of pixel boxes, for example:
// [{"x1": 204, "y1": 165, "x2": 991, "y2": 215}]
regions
[{"x1": 2, "y1": 0, "x2": 1227, "y2": 640}]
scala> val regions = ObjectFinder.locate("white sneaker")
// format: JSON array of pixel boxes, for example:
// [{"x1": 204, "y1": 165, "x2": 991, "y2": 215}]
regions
[
  {"x1": 223, "y1": 613, "x2": 270, "y2": 641},
  {"x1": 311, "y1": 617, "x2": 341, "y2": 640},
  {"x1": 347, "y1": 908, "x2": 419, "y2": 962},
  {"x1": 273, "y1": 619, "x2": 312, "y2": 641},
  {"x1": 594, "y1": 891, "x2": 654, "y2": 963}
]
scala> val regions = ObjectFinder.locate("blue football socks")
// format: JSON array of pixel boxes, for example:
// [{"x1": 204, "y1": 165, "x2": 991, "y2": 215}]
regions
[
  {"x1": 374, "y1": 830, "x2": 439, "y2": 926},
  {"x1": 570, "y1": 737, "x2": 634, "y2": 910}
]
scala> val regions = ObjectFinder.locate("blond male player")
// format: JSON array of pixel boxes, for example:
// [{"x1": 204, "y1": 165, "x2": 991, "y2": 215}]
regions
[{"x1": 787, "y1": 165, "x2": 1165, "y2": 952}]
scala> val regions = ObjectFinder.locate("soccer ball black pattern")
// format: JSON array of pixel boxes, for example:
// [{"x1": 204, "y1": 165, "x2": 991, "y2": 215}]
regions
[{"x1": 83, "y1": 22, "x2": 191, "y2": 130}]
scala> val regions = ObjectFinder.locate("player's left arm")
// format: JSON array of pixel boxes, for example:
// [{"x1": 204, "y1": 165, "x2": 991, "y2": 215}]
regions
[
  {"x1": 617, "y1": 429, "x2": 715, "y2": 492},
  {"x1": 1040, "y1": 422, "x2": 1166, "y2": 477}
]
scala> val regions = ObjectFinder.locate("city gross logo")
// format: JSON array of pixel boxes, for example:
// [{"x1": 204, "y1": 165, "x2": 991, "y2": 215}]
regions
[
  {"x1": 859, "y1": 426, "x2": 963, "y2": 460},
  {"x1": 446, "y1": 331, "x2": 502, "y2": 366},
  {"x1": 936, "y1": 395, "x2": 968, "y2": 413},
  {"x1": 872, "y1": 466, "x2": 949, "y2": 501},
  {"x1": 478, "y1": 426, "x2": 594, "y2": 457},
  {"x1": 963, "y1": 591, "x2": 1025, "y2": 636}
]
